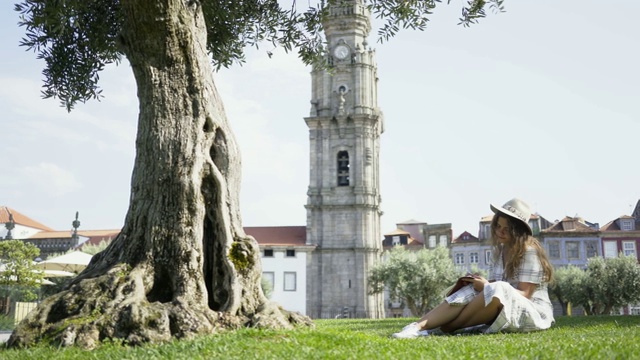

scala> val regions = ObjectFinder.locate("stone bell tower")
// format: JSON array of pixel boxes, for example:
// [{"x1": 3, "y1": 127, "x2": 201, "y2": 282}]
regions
[{"x1": 305, "y1": 0, "x2": 384, "y2": 319}]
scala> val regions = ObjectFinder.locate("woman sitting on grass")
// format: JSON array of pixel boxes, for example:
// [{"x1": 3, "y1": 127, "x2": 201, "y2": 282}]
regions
[{"x1": 392, "y1": 198, "x2": 555, "y2": 338}]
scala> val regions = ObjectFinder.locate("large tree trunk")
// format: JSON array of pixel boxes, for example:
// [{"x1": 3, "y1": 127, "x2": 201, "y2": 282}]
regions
[{"x1": 8, "y1": 0, "x2": 311, "y2": 349}]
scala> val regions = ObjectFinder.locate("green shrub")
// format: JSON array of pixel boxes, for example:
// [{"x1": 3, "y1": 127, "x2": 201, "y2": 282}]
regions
[{"x1": 0, "y1": 314, "x2": 14, "y2": 331}]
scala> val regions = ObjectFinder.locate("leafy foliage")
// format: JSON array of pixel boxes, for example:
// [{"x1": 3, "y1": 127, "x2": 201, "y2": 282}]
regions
[
  {"x1": 550, "y1": 265, "x2": 588, "y2": 315},
  {"x1": 261, "y1": 277, "x2": 273, "y2": 299},
  {"x1": 459, "y1": 0, "x2": 506, "y2": 27},
  {"x1": 368, "y1": 246, "x2": 459, "y2": 316},
  {"x1": 552, "y1": 256, "x2": 640, "y2": 315},
  {"x1": 14, "y1": 0, "x2": 122, "y2": 111},
  {"x1": 370, "y1": 0, "x2": 437, "y2": 43},
  {"x1": 0, "y1": 240, "x2": 42, "y2": 287},
  {"x1": 79, "y1": 239, "x2": 112, "y2": 256},
  {"x1": 585, "y1": 256, "x2": 640, "y2": 315},
  {"x1": 0, "y1": 240, "x2": 43, "y2": 302},
  {"x1": 12, "y1": 0, "x2": 503, "y2": 111}
]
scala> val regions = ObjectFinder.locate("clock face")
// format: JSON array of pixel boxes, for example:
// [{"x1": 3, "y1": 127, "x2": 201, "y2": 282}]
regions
[{"x1": 334, "y1": 45, "x2": 350, "y2": 60}]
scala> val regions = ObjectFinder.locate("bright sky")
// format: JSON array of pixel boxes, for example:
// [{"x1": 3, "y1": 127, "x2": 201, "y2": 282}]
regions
[{"x1": 1, "y1": 1, "x2": 639, "y2": 238}]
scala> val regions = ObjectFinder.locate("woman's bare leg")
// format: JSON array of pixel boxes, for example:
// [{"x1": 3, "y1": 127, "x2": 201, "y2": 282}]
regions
[
  {"x1": 414, "y1": 301, "x2": 466, "y2": 330},
  {"x1": 441, "y1": 292, "x2": 502, "y2": 332}
]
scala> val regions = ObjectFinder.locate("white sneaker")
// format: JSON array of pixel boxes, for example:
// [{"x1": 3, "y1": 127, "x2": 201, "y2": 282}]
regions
[
  {"x1": 392, "y1": 322, "x2": 421, "y2": 338},
  {"x1": 417, "y1": 329, "x2": 431, "y2": 336}
]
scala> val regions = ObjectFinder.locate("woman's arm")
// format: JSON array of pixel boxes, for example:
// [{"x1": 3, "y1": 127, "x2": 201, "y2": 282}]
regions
[
  {"x1": 467, "y1": 277, "x2": 536, "y2": 299},
  {"x1": 516, "y1": 282, "x2": 537, "y2": 299},
  {"x1": 467, "y1": 276, "x2": 488, "y2": 292}
]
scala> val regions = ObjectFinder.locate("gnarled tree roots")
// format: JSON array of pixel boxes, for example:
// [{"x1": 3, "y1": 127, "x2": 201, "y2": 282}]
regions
[{"x1": 7, "y1": 263, "x2": 312, "y2": 349}]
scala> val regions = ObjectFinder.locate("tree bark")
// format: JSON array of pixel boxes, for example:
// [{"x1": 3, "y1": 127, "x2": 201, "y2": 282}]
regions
[
  {"x1": 557, "y1": 300, "x2": 567, "y2": 316},
  {"x1": 8, "y1": 0, "x2": 311, "y2": 349}
]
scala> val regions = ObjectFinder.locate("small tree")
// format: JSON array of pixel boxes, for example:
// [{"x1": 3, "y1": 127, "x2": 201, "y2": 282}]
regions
[
  {"x1": 550, "y1": 265, "x2": 588, "y2": 315},
  {"x1": 468, "y1": 264, "x2": 488, "y2": 279},
  {"x1": 557, "y1": 256, "x2": 640, "y2": 315},
  {"x1": 0, "y1": 240, "x2": 43, "y2": 305},
  {"x1": 79, "y1": 240, "x2": 113, "y2": 256},
  {"x1": 586, "y1": 256, "x2": 640, "y2": 315},
  {"x1": 369, "y1": 246, "x2": 459, "y2": 317}
]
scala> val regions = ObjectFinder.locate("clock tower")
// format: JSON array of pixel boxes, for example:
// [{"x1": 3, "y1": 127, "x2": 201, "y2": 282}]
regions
[{"x1": 305, "y1": 0, "x2": 385, "y2": 319}]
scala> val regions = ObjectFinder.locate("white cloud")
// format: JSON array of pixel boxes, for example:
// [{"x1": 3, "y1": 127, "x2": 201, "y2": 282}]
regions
[
  {"x1": 0, "y1": 73, "x2": 136, "y2": 155},
  {"x1": 18, "y1": 163, "x2": 83, "y2": 197}
]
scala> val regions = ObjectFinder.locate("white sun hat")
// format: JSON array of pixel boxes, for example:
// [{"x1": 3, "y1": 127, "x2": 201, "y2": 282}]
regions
[{"x1": 490, "y1": 198, "x2": 532, "y2": 235}]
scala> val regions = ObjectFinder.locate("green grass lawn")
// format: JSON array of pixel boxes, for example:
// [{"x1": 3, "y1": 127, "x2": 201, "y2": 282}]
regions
[{"x1": 1, "y1": 316, "x2": 639, "y2": 359}]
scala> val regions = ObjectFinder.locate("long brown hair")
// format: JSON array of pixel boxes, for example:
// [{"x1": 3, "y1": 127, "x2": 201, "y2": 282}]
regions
[{"x1": 491, "y1": 214, "x2": 554, "y2": 283}]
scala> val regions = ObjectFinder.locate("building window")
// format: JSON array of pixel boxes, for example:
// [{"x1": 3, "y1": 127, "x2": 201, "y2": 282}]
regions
[
  {"x1": 455, "y1": 253, "x2": 464, "y2": 265},
  {"x1": 483, "y1": 224, "x2": 491, "y2": 239},
  {"x1": 485, "y1": 250, "x2": 492, "y2": 265},
  {"x1": 262, "y1": 272, "x2": 275, "y2": 290},
  {"x1": 439, "y1": 235, "x2": 447, "y2": 247},
  {"x1": 586, "y1": 241, "x2": 598, "y2": 258},
  {"x1": 603, "y1": 241, "x2": 618, "y2": 258},
  {"x1": 337, "y1": 151, "x2": 350, "y2": 186},
  {"x1": 566, "y1": 241, "x2": 579, "y2": 259},
  {"x1": 622, "y1": 221, "x2": 633, "y2": 231},
  {"x1": 286, "y1": 249, "x2": 296, "y2": 257},
  {"x1": 283, "y1": 272, "x2": 296, "y2": 291},
  {"x1": 563, "y1": 221, "x2": 575, "y2": 230},
  {"x1": 392, "y1": 236, "x2": 400, "y2": 246},
  {"x1": 428, "y1": 235, "x2": 436, "y2": 248},
  {"x1": 529, "y1": 220, "x2": 540, "y2": 234},
  {"x1": 263, "y1": 249, "x2": 274, "y2": 257},
  {"x1": 548, "y1": 241, "x2": 560, "y2": 259},
  {"x1": 623, "y1": 241, "x2": 637, "y2": 257},
  {"x1": 470, "y1": 252, "x2": 479, "y2": 264}
]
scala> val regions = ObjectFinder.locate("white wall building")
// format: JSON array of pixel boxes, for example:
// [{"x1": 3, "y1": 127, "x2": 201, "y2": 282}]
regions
[
  {"x1": 1, "y1": 206, "x2": 54, "y2": 240},
  {"x1": 246, "y1": 226, "x2": 315, "y2": 315}
]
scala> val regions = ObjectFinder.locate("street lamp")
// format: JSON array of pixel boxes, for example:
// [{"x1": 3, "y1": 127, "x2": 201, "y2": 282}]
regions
[
  {"x1": 71, "y1": 211, "x2": 81, "y2": 247},
  {"x1": 4, "y1": 212, "x2": 15, "y2": 240}
]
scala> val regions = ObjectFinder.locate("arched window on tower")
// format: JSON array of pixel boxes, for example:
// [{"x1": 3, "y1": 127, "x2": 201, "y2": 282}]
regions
[{"x1": 337, "y1": 151, "x2": 350, "y2": 186}]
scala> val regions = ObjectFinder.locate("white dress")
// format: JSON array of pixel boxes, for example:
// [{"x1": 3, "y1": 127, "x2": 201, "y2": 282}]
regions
[{"x1": 445, "y1": 247, "x2": 555, "y2": 333}]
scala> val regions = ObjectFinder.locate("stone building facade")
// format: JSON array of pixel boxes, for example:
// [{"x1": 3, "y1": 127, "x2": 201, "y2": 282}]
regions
[{"x1": 304, "y1": 0, "x2": 385, "y2": 319}]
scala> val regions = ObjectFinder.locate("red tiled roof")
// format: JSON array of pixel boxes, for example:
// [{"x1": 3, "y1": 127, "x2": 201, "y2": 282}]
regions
[
  {"x1": 28, "y1": 231, "x2": 74, "y2": 239},
  {"x1": 27, "y1": 229, "x2": 122, "y2": 241},
  {"x1": 543, "y1": 216, "x2": 597, "y2": 232},
  {"x1": 78, "y1": 229, "x2": 122, "y2": 237},
  {"x1": 452, "y1": 231, "x2": 479, "y2": 243},
  {"x1": 244, "y1": 226, "x2": 307, "y2": 246},
  {"x1": 0, "y1": 206, "x2": 54, "y2": 231},
  {"x1": 599, "y1": 216, "x2": 637, "y2": 232},
  {"x1": 78, "y1": 228, "x2": 309, "y2": 247},
  {"x1": 25, "y1": 226, "x2": 307, "y2": 247},
  {"x1": 5, "y1": 209, "x2": 312, "y2": 249},
  {"x1": 599, "y1": 220, "x2": 619, "y2": 231},
  {"x1": 384, "y1": 228, "x2": 411, "y2": 236}
]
